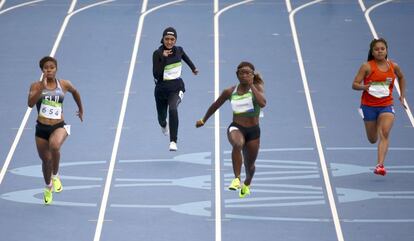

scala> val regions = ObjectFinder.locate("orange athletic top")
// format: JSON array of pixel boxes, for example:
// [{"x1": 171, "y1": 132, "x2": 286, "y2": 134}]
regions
[{"x1": 361, "y1": 60, "x2": 396, "y2": 107}]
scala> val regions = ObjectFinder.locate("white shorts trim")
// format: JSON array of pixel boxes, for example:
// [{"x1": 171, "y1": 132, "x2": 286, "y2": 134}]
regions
[
  {"x1": 358, "y1": 108, "x2": 364, "y2": 119},
  {"x1": 228, "y1": 126, "x2": 239, "y2": 133},
  {"x1": 64, "y1": 125, "x2": 71, "y2": 136}
]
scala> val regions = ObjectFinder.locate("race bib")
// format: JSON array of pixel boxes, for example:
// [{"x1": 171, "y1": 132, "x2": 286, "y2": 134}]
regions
[
  {"x1": 231, "y1": 95, "x2": 254, "y2": 114},
  {"x1": 163, "y1": 62, "x2": 182, "y2": 80},
  {"x1": 368, "y1": 78, "x2": 391, "y2": 98},
  {"x1": 39, "y1": 99, "x2": 62, "y2": 119}
]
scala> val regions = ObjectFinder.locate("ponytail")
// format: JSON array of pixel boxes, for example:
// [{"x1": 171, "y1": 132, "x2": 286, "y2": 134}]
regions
[{"x1": 253, "y1": 72, "x2": 264, "y2": 85}]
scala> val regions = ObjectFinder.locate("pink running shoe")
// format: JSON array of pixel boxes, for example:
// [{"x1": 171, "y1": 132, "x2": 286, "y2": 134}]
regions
[{"x1": 374, "y1": 164, "x2": 387, "y2": 176}]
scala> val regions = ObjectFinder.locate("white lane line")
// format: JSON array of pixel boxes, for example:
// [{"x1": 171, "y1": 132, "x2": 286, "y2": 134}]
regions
[
  {"x1": 92, "y1": 1, "x2": 186, "y2": 241},
  {"x1": 0, "y1": 0, "x2": 45, "y2": 15},
  {"x1": 0, "y1": 0, "x2": 78, "y2": 185},
  {"x1": 360, "y1": 0, "x2": 393, "y2": 38},
  {"x1": 359, "y1": 0, "x2": 414, "y2": 127},
  {"x1": 50, "y1": 0, "x2": 116, "y2": 60},
  {"x1": 213, "y1": 1, "x2": 254, "y2": 241},
  {"x1": 0, "y1": 0, "x2": 5, "y2": 10},
  {"x1": 70, "y1": 0, "x2": 114, "y2": 16},
  {"x1": 358, "y1": 0, "x2": 367, "y2": 11},
  {"x1": 285, "y1": 1, "x2": 344, "y2": 241}
]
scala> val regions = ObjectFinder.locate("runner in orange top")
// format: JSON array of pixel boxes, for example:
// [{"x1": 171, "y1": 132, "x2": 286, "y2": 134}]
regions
[{"x1": 352, "y1": 38, "x2": 407, "y2": 176}]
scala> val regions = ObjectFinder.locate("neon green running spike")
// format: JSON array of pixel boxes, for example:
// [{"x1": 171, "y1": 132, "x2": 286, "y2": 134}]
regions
[
  {"x1": 44, "y1": 188, "x2": 53, "y2": 205},
  {"x1": 228, "y1": 178, "x2": 241, "y2": 190},
  {"x1": 239, "y1": 184, "x2": 250, "y2": 198},
  {"x1": 52, "y1": 177, "x2": 63, "y2": 193}
]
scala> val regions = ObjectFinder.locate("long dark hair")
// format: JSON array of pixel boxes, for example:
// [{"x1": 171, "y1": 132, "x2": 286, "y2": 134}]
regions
[
  {"x1": 237, "y1": 61, "x2": 264, "y2": 85},
  {"x1": 367, "y1": 38, "x2": 388, "y2": 61}
]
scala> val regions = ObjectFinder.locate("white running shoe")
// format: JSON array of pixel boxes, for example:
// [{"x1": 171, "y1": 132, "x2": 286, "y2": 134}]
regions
[
  {"x1": 161, "y1": 120, "x2": 169, "y2": 136},
  {"x1": 169, "y1": 141, "x2": 177, "y2": 151}
]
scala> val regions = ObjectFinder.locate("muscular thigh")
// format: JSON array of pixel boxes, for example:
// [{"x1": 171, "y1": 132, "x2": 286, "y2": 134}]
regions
[
  {"x1": 377, "y1": 112, "x2": 395, "y2": 133},
  {"x1": 227, "y1": 128, "x2": 245, "y2": 147},
  {"x1": 244, "y1": 138, "x2": 260, "y2": 162},
  {"x1": 36, "y1": 137, "x2": 51, "y2": 160},
  {"x1": 364, "y1": 120, "x2": 377, "y2": 134},
  {"x1": 49, "y1": 127, "x2": 68, "y2": 150}
]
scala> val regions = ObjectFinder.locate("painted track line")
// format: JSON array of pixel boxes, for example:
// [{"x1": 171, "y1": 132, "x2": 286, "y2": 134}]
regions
[
  {"x1": 92, "y1": 1, "x2": 186, "y2": 241},
  {"x1": 51, "y1": 0, "x2": 116, "y2": 57},
  {"x1": 359, "y1": 0, "x2": 414, "y2": 127},
  {"x1": 0, "y1": 0, "x2": 45, "y2": 15},
  {"x1": 0, "y1": 0, "x2": 5, "y2": 10},
  {"x1": 214, "y1": 1, "x2": 254, "y2": 241},
  {"x1": 285, "y1": 0, "x2": 344, "y2": 241}
]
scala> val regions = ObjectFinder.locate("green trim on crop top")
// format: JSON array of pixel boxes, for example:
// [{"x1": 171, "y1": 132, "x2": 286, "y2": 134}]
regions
[{"x1": 229, "y1": 84, "x2": 260, "y2": 117}]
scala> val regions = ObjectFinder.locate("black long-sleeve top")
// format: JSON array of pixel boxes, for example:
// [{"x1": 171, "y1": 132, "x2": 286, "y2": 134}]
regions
[{"x1": 152, "y1": 45, "x2": 196, "y2": 84}]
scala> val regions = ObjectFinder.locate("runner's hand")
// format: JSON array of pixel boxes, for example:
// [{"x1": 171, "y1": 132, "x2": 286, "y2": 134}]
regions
[
  {"x1": 163, "y1": 50, "x2": 172, "y2": 57},
  {"x1": 195, "y1": 119, "x2": 204, "y2": 128},
  {"x1": 41, "y1": 75, "x2": 48, "y2": 89},
  {"x1": 362, "y1": 81, "x2": 371, "y2": 91},
  {"x1": 399, "y1": 96, "x2": 407, "y2": 109}
]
